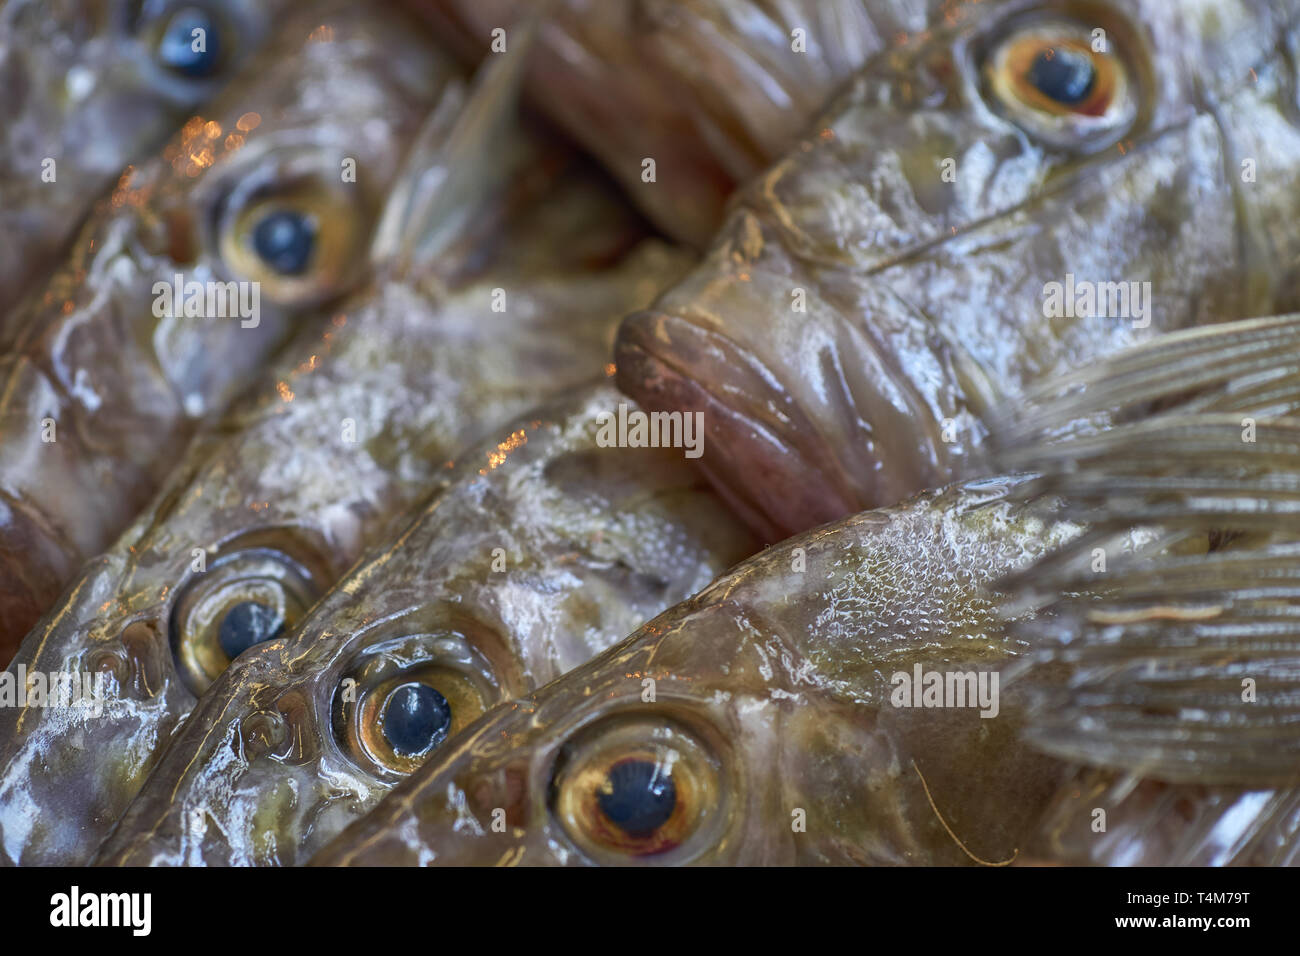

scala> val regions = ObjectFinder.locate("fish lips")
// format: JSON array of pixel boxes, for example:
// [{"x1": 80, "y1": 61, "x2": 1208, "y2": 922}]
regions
[
  {"x1": 615, "y1": 309, "x2": 855, "y2": 543},
  {"x1": 615, "y1": 303, "x2": 960, "y2": 541}
]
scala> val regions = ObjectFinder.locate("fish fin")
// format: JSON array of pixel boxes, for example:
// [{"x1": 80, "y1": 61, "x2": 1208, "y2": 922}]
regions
[
  {"x1": 1031, "y1": 767, "x2": 1300, "y2": 865},
  {"x1": 994, "y1": 315, "x2": 1300, "y2": 787},
  {"x1": 369, "y1": 10, "x2": 546, "y2": 273},
  {"x1": 994, "y1": 313, "x2": 1300, "y2": 446}
]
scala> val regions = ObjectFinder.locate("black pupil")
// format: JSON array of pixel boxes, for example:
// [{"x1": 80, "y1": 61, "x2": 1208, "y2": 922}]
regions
[
  {"x1": 158, "y1": 7, "x2": 221, "y2": 78},
  {"x1": 1027, "y1": 46, "x2": 1095, "y2": 105},
  {"x1": 252, "y1": 210, "x2": 317, "y2": 275},
  {"x1": 597, "y1": 758, "x2": 677, "y2": 838},
  {"x1": 217, "y1": 600, "x2": 284, "y2": 660},
  {"x1": 383, "y1": 683, "x2": 452, "y2": 757}
]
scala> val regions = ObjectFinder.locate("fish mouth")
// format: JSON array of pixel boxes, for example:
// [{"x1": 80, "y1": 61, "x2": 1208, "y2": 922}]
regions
[
  {"x1": 615, "y1": 309, "x2": 857, "y2": 542},
  {"x1": 615, "y1": 305, "x2": 953, "y2": 541}
]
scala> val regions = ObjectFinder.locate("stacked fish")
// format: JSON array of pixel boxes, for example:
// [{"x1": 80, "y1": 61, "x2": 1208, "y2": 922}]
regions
[{"x1": 1, "y1": 0, "x2": 1298, "y2": 867}]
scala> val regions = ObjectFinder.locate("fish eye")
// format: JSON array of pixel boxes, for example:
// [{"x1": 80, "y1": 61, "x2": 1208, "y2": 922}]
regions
[
  {"x1": 250, "y1": 209, "x2": 317, "y2": 276},
  {"x1": 382, "y1": 683, "x2": 453, "y2": 756},
  {"x1": 337, "y1": 632, "x2": 499, "y2": 777},
  {"x1": 155, "y1": 6, "x2": 223, "y2": 78},
  {"x1": 216, "y1": 600, "x2": 285, "y2": 659},
  {"x1": 170, "y1": 546, "x2": 321, "y2": 695},
  {"x1": 212, "y1": 151, "x2": 369, "y2": 307},
  {"x1": 548, "y1": 715, "x2": 726, "y2": 864},
  {"x1": 981, "y1": 17, "x2": 1139, "y2": 151}
]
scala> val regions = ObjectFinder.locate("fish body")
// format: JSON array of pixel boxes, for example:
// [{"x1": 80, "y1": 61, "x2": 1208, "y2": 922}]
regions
[
  {"x1": 310, "y1": 474, "x2": 1084, "y2": 866},
  {"x1": 95, "y1": 383, "x2": 758, "y2": 866},
  {"x1": 0, "y1": 151, "x2": 680, "y2": 865},
  {"x1": 0, "y1": 0, "x2": 290, "y2": 325},
  {"x1": 616, "y1": 0, "x2": 1300, "y2": 542},
  {"x1": 0, "y1": 0, "x2": 460, "y2": 658},
  {"x1": 411, "y1": 0, "x2": 938, "y2": 244}
]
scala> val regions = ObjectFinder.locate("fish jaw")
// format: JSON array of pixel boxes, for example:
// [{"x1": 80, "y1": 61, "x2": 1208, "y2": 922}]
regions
[
  {"x1": 615, "y1": 258, "x2": 979, "y2": 542},
  {"x1": 93, "y1": 644, "x2": 371, "y2": 867},
  {"x1": 0, "y1": 419, "x2": 348, "y2": 865}
]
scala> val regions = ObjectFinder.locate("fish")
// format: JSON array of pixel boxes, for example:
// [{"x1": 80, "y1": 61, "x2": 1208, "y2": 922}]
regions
[
  {"x1": 0, "y1": 113, "x2": 682, "y2": 864},
  {"x1": 305, "y1": 473, "x2": 1092, "y2": 866},
  {"x1": 94, "y1": 383, "x2": 758, "y2": 866},
  {"x1": 987, "y1": 311, "x2": 1300, "y2": 865},
  {"x1": 0, "y1": 0, "x2": 291, "y2": 326},
  {"x1": 0, "y1": 0, "x2": 463, "y2": 661},
  {"x1": 615, "y1": 0, "x2": 1300, "y2": 543},
  {"x1": 408, "y1": 0, "x2": 939, "y2": 244}
]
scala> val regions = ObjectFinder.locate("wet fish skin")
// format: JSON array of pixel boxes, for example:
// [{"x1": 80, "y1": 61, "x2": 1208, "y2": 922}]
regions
[
  {"x1": 616, "y1": 0, "x2": 1300, "y2": 542},
  {"x1": 0, "y1": 161, "x2": 679, "y2": 867},
  {"x1": 410, "y1": 0, "x2": 938, "y2": 244},
  {"x1": 0, "y1": 0, "x2": 288, "y2": 326},
  {"x1": 95, "y1": 383, "x2": 758, "y2": 866},
  {"x1": 0, "y1": 0, "x2": 459, "y2": 660},
  {"x1": 308, "y1": 475, "x2": 1084, "y2": 866}
]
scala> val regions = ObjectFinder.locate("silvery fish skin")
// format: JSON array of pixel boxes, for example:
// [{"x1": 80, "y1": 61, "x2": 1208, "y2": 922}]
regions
[
  {"x1": 311, "y1": 475, "x2": 1082, "y2": 867},
  {"x1": 0, "y1": 0, "x2": 459, "y2": 661},
  {"x1": 616, "y1": 0, "x2": 1300, "y2": 542},
  {"x1": 987, "y1": 313, "x2": 1300, "y2": 865},
  {"x1": 96, "y1": 383, "x2": 758, "y2": 866},
  {"x1": 411, "y1": 0, "x2": 938, "y2": 244},
  {"x1": 0, "y1": 0, "x2": 287, "y2": 325},
  {"x1": 0, "y1": 179, "x2": 680, "y2": 866}
]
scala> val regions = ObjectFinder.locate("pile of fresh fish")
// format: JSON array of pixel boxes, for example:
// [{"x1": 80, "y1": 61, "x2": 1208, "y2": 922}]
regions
[{"x1": 1, "y1": 0, "x2": 1298, "y2": 867}]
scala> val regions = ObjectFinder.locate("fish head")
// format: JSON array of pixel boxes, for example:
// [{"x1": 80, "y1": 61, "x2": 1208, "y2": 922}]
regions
[
  {"x1": 94, "y1": 384, "x2": 758, "y2": 865},
  {"x1": 616, "y1": 0, "x2": 1300, "y2": 540},
  {"x1": 0, "y1": 0, "x2": 460, "y2": 652},
  {"x1": 412, "y1": 0, "x2": 941, "y2": 245},
  {"x1": 14, "y1": 0, "x2": 458, "y2": 419},
  {"x1": 0, "y1": 450, "x2": 341, "y2": 863},
  {"x1": 4, "y1": 0, "x2": 272, "y2": 168},
  {"x1": 314, "y1": 477, "x2": 1076, "y2": 866},
  {"x1": 0, "y1": 0, "x2": 282, "y2": 304}
]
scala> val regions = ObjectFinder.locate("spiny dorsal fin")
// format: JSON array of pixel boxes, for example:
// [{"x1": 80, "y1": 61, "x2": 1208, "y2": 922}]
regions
[
  {"x1": 994, "y1": 313, "x2": 1300, "y2": 788},
  {"x1": 370, "y1": 10, "x2": 545, "y2": 275},
  {"x1": 999, "y1": 313, "x2": 1300, "y2": 444}
]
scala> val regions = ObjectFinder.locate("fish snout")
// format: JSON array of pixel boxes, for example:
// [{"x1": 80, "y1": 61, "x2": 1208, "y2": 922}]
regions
[
  {"x1": 615, "y1": 298, "x2": 976, "y2": 539},
  {"x1": 615, "y1": 308, "x2": 858, "y2": 542}
]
